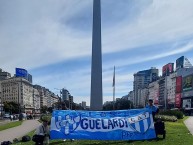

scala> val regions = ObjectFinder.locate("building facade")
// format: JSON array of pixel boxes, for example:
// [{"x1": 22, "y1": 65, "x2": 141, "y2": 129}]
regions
[
  {"x1": 61, "y1": 89, "x2": 70, "y2": 101},
  {"x1": 82, "y1": 101, "x2": 86, "y2": 109},
  {"x1": 1, "y1": 77, "x2": 34, "y2": 113},
  {"x1": 133, "y1": 67, "x2": 159, "y2": 107},
  {"x1": 148, "y1": 80, "x2": 159, "y2": 105},
  {"x1": 177, "y1": 68, "x2": 193, "y2": 108},
  {"x1": 138, "y1": 88, "x2": 149, "y2": 107},
  {"x1": 166, "y1": 72, "x2": 176, "y2": 108},
  {"x1": 0, "y1": 69, "x2": 11, "y2": 81},
  {"x1": 33, "y1": 88, "x2": 41, "y2": 114}
]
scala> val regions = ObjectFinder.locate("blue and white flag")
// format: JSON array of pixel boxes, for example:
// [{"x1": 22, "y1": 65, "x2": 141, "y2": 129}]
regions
[{"x1": 50, "y1": 108, "x2": 156, "y2": 140}]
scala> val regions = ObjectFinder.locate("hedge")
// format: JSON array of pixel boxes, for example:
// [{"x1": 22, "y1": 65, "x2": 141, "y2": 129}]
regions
[
  {"x1": 159, "y1": 110, "x2": 184, "y2": 119},
  {"x1": 155, "y1": 115, "x2": 178, "y2": 122}
]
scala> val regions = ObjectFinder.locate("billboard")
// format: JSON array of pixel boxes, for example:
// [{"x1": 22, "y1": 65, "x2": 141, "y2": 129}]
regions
[
  {"x1": 176, "y1": 56, "x2": 184, "y2": 70},
  {"x1": 15, "y1": 68, "x2": 28, "y2": 78},
  {"x1": 176, "y1": 76, "x2": 182, "y2": 93},
  {"x1": 183, "y1": 75, "x2": 193, "y2": 91},
  {"x1": 175, "y1": 93, "x2": 181, "y2": 108},
  {"x1": 162, "y1": 63, "x2": 174, "y2": 76}
]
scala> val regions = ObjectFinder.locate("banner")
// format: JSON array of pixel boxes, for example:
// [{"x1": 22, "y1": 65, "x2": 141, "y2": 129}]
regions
[{"x1": 50, "y1": 108, "x2": 156, "y2": 140}]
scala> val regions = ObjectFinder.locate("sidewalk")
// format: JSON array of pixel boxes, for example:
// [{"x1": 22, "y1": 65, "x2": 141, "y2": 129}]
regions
[
  {"x1": 0, "y1": 120, "x2": 40, "y2": 143},
  {"x1": 184, "y1": 116, "x2": 193, "y2": 135}
]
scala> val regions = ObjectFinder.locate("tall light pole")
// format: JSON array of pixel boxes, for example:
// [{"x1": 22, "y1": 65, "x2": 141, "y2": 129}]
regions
[
  {"x1": 54, "y1": 88, "x2": 62, "y2": 110},
  {"x1": 90, "y1": 0, "x2": 103, "y2": 111}
]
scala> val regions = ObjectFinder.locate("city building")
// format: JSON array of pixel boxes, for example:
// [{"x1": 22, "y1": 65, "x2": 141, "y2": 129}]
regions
[
  {"x1": 33, "y1": 85, "x2": 58, "y2": 109},
  {"x1": 0, "y1": 68, "x2": 11, "y2": 81},
  {"x1": 133, "y1": 67, "x2": 159, "y2": 107},
  {"x1": 27, "y1": 74, "x2": 33, "y2": 84},
  {"x1": 128, "y1": 91, "x2": 134, "y2": 103},
  {"x1": 0, "y1": 98, "x2": 3, "y2": 117},
  {"x1": 162, "y1": 63, "x2": 174, "y2": 77},
  {"x1": 177, "y1": 68, "x2": 193, "y2": 108},
  {"x1": 33, "y1": 88, "x2": 41, "y2": 114},
  {"x1": 176, "y1": 56, "x2": 193, "y2": 71},
  {"x1": 69, "y1": 95, "x2": 73, "y2": 109},
  {"x1": 33, "y1": 85, "x2": 48, "y2": 108},
  {"x1": 148, "y1": 80, "x2": 159, "y2": 105},
  {"x1": 82, "y1": 101, "x2": 86, "y2": 109},
  {"x1": 138, "y1": 88, "x2": 149, "y2": 107},
  {"x1": 1, "y1": 77, "x2": 34, "y2": 113},
  {"x1": 51, "y1": 95, "x2": 59, "y2": 109},
  {"x1": 158, "y1": 76, "x2": 166, "y2": 108},
  {"x1": 61, "y1": 88, "x2": 70, "y2": 101},
  {"x1": 166, "y1": 72, "x2": 176, "y2": 108}
]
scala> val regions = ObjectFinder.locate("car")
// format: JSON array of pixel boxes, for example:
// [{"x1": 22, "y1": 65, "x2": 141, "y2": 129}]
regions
[{"x1": 3, "y1": 114, "x2": 10, "y2": 119}]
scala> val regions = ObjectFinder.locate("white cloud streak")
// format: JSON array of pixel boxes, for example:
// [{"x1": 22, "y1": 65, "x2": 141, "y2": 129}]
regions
[{"x1": 1, "y1": 0, "x2": 193, "y2": 105}]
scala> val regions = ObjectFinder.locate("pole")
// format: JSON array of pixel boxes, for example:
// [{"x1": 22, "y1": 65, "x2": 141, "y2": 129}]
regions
[{"x1": 113, "y1": 66, "x2": 115, "y2": 110}]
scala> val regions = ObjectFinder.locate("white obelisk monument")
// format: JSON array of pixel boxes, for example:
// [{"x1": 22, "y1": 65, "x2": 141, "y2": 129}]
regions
[{"x1": 90, "y1": 0, "x2": 103, "y2": 110}]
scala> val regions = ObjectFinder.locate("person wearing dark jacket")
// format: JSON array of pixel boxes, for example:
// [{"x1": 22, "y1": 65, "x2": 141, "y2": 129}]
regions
[{"x1": 154, "y1": 118, "x2": 166, "y2": 139}]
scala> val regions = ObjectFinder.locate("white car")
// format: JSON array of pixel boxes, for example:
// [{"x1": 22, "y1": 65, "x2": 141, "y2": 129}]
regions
[{"x1": 3, "y1": 114, "x2": 10, "y2": 119}]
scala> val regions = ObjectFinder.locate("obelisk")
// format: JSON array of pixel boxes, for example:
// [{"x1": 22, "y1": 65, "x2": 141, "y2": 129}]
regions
[{"x1": 90, "y1": 0, "x2": 103, "y2": 110}]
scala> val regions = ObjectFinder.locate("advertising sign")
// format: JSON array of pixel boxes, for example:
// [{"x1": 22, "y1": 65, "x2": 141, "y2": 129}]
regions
[
  {"x1": 162, "y1": 65, "x2": 167, "y2": 76},
  {"x1": 50, "y1": 109, "x2": 156, "y2": 141},
  {"x1": 176, "y1": 76, "x2": 182, "y2": 93},
  {"x1": 175, "y1": 93, "x2": 181, "y2": 108},
  {"x1": 176, "y1": 56, "x2": 184, "y2": 70},
  {"x1": 15, "y1": 68, "x2": 28, "y2": 78},
  {"x1": 183, "y1": 75, "x2": 193, "y2": 91},
  {"x1": 162, "y1": 63, "x2": 174, "y2": 77}
]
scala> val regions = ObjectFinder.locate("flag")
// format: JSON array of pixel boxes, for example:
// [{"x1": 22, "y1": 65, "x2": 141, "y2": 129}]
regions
[{"x1": 112, "y1": 66, "x2": 115, "y2": 87}]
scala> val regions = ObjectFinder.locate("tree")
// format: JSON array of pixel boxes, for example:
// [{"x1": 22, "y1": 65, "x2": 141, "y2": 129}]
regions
[
  {"x1": 47, "y1": 107, "x2": 53, "y2": 113},
  {"x1": 103, "y1": 99, "x2": 134, "y2": 111},
  {"x1": 41, "y1": 106, "x2": 48, "y2": 114},
  {"x1": 3, "y1": 102, "x2": 20, "y2": 114}
]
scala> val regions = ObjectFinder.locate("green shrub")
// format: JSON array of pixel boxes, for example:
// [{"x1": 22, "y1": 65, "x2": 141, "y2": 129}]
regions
[
  {"x1": 40, "y1": 115, "x2": 52, "y2": 123},
  {"x1": 155, "y1": 115, "x2": 178, "y2": 122},
  {"x1": 159, "y1": 110, "x2": 184, "y2": 119}
]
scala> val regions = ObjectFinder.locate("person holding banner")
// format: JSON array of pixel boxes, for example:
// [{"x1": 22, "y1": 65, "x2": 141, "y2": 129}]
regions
[{"x1": 146, "y1": 99, "x2": 159, "y2": 121}]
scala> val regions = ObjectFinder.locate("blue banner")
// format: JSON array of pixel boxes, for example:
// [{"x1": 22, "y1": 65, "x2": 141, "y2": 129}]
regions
[{"x1": 50, "y1": 108, "x2": 156, "y2": 140}]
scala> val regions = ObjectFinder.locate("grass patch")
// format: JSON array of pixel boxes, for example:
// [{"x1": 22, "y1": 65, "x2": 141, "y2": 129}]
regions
[
  {"x1": 0, "y1": 121, "x2": 23, "y2": 131},
  {"x1": 14, "y1": 118, "x2": 193, "y2": 145}
]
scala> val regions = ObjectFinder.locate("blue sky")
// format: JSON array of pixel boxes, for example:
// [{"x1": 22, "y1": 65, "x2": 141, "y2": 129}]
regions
[{"x1": 0, "y1": 0, "x2": 193, "y2": 105}]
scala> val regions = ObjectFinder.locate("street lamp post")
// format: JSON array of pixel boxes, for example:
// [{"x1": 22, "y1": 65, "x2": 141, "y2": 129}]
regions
[{"x1": 54, "y1": 88, "x2": 64, "y2": 110}]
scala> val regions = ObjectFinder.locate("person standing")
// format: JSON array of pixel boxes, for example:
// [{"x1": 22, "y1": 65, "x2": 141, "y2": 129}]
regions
[
  {"x1": 35, "y1": 120, "x2": 50, "y2": 145},
  {"x1": 146, "y1": 99, "x2": 159, "y2": 121}
]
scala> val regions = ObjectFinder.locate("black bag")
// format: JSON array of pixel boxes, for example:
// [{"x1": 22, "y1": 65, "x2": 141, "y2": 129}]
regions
[
  {"x1": 32, "y1": 135, "x2": 44, "y2": 143},
  {"x1": 1, "y1": 141, "x2": 12, "y2": 145},
  {"x1": 13, "y1": 138, "x2": 19, "y2": 143},
  {"x1": 22, "y1": 135, "x2": 31, "y2": 142}
]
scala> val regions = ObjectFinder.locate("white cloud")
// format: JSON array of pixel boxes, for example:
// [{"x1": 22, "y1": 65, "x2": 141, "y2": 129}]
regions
[
  {"x1": 1, "y1": 0, "x2": 193, "y2": 74},
  {"x1": 1, "y1": 0, "x2": 193, "y2": 106}
]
